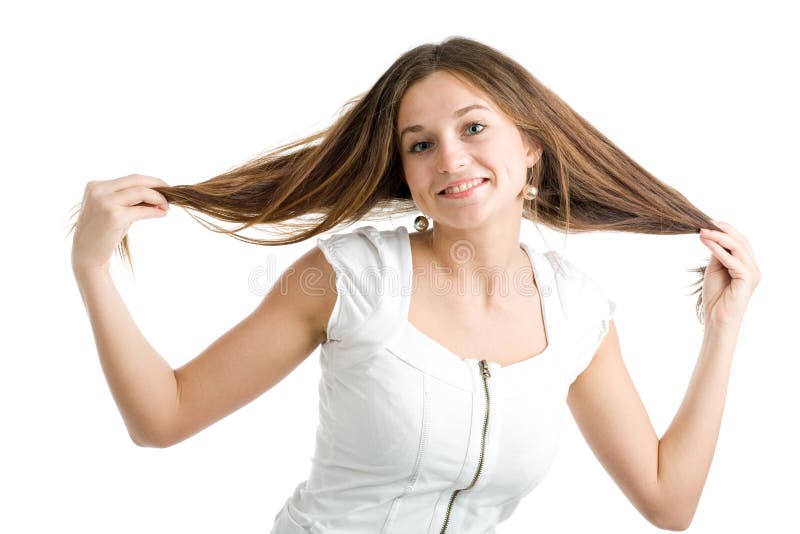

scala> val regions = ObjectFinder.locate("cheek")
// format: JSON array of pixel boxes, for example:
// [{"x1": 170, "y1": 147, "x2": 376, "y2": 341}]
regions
[
  {"x1": 403, "y1": 167, "x2": 427, "y2": 194},
  {"x1": 409, "y1": 188, "x2": 431, "y2": 209},
  {"x1": 402, "y1": 175, "x2": 427, "y2": 206}
]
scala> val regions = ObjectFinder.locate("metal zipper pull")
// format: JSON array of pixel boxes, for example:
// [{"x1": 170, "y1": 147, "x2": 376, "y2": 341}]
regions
[
  {"x1": 439, "y1": 359, "x2": 492, "y2": 534},
  {"x1": 480, "y1": 359, "x2": 491, "y2": 378}
]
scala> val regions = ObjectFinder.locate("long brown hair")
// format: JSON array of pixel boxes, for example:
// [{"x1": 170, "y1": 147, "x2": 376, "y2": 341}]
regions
[{"x1": 67, "y1": 36, "x2": 720, "y2": 322}]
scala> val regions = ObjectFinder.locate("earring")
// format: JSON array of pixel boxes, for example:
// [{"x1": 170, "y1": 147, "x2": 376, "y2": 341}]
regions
[
  {"x1": 522, "y1": 167, "x2": 538, "y2": 200},
  {"x1": 414, "y1": 214, "x2": 430, "y2": 232},
  {"x1": 522, "y1": 184, "x2": 538, "y2": 200}
]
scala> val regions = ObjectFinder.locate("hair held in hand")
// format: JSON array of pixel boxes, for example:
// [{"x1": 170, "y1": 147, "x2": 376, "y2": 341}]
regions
[{"x1": 66, "y1": 36, "x2": 720, "y2": 323}]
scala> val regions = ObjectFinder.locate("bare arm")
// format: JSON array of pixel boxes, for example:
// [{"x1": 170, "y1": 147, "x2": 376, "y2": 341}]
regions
[
  {"x1": 657, "y1": 324, "x2": 738, "y2": 529},
  {"x1": 74, "y1": 246, "x2": 336, "y2": 448},
  {"x1": 569, "y1": 221, "x2": 757, "y2": 531},
  {"x1": 566, "y1": 321, "x2": 663, "y2": 527},
  {"x1": 70, "y1": 174, "x2": 335, "y2": 447},
  {"x1": 168, "y1": 247, "x2": 334, "y2": 447},
  {"x1": 568, "y1": 320, "x2": 739, "y2": 531},
  {"x1": 74, "y1": 265, "x2": 179, "y2": 447}
]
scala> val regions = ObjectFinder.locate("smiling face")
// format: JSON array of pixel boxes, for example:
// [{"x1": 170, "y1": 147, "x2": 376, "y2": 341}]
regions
[{"x1": 397, "y1": 70, "x2": 541, "y2": 230}]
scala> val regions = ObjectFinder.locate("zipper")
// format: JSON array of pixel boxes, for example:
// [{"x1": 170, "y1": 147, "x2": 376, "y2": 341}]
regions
[{"x1": 439, "y1": 359, "x2": 492, "y2": 534}]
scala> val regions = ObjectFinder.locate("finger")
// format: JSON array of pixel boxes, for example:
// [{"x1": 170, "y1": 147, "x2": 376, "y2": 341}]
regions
[
  {"x1": 95, "y1": 174, "x2": 170, "y2": 194},
  {"x1": 699, "y1": 228, "x2": 739, "y2": 253},
  {"x1": 115, "y1": 185, "x2": 170, "y2": 209},
  {"x1": 712, "y1": 221, "x2": 754, "y2": 257},
  {"x1": 131, "y1": 205, "x2": 169, "y2": 219},
  {"x1": 700, "y1": 234, "x2": 745, "y2": 275},
  {"x1": 701, "y1": 226, "x2": 754, "y2": 268}
]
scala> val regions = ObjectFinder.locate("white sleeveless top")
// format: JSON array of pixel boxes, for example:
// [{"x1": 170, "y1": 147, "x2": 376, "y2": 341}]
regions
[{"x1": 270, "y1": 225, "x2": 616, "y2": 534}]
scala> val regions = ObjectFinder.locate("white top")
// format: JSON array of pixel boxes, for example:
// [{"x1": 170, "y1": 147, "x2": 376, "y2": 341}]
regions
[{"x1": 270, "y1": 225, "x2": 616, "y2": 534}]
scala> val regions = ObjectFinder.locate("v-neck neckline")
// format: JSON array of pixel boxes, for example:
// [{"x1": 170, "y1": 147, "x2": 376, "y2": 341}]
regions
[{"x1": 399, "y1": 227, "x2": 553, "y2": 371}]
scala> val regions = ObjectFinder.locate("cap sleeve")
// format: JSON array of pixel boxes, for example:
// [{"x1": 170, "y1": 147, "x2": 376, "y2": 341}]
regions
[
  {"x1": 315, "y1": 225, "x2": 406, "y2": 368},
  {"x1": 545, "y1": 251, "x2": 617, "y2": 386}
]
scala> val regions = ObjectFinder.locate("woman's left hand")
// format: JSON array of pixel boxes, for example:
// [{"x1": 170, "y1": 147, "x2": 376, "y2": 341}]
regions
[{"x1": 699, "y1": 220, "x2": 761, "y2": 330}]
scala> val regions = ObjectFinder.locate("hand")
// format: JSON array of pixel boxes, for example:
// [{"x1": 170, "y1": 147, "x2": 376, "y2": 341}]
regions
[
  {"x1": 71, "y1": 174, "x2": 170, "y2": 274},
  {"x1": 698, "y1": 221, "x2": 761, "y2": 330}
]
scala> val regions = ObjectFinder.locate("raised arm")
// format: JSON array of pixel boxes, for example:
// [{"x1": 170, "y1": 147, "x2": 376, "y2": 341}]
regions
[
  {"x1": 568, "y1": 221, "x2": 759, "y2": 531},
  {"x1": 70, "y1": 174, "x2": 336, "y2": 448}
]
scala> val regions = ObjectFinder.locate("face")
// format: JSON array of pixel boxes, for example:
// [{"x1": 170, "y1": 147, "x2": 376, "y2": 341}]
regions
[{"x1": 397, "y1": 70, "x2": 541, "y2": 230}]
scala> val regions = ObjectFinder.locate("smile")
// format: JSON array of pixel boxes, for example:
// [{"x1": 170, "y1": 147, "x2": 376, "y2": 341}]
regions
[{"x1": 438, "y1": 178, "x2": 489, "y2": 198}]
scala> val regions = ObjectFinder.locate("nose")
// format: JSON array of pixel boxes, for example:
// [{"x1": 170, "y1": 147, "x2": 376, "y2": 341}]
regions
[{"x1": 435, "y1": 137, "x2": 469, "y2": 175}]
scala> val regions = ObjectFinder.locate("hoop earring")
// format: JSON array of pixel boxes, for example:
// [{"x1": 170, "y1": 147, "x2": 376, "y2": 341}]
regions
[{"x1": 413, "y1": 214, "x2": 430, "y2": 232}]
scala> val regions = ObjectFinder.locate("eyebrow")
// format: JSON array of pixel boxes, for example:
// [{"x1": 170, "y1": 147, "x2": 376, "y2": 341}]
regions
[{"x1": 398, "y1": 104, "x2": 491, "y2": 141}]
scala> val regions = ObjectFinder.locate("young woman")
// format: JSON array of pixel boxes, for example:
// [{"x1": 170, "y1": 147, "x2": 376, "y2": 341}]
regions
[{"x1": 68, "y1": 37, "x2": 760, "y2": 533}]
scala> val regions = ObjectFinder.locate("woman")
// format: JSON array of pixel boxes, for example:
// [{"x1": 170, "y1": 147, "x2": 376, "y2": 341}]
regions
[{"x1": 68, "y1": 37, "x2": 760, "y2": 533}]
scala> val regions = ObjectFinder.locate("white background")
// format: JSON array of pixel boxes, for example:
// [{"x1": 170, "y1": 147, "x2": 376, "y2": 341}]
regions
[{"x1": 2, "y1": 0, "x2": 796, "y2": 532}]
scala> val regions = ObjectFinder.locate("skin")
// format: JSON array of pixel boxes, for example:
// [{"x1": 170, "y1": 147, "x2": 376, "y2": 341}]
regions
[
  {"x1": 72, "y1": 70, "x2": 760, "y2": 532},
  {"x1": 397, "y1": 71, "x2": 542, "y2": 305},
  {"x1": 396, "y1": 71, "x2": 552, "y2": 363},
  {"x1": 395, "y1": 72, "x2": 761, "y2": 530},
  {"x1": 394, "y1": 72, "x2": 669, "y2": 522}
]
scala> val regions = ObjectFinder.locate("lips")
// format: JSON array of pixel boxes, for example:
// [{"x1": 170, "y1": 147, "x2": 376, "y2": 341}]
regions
[{"x1": 438, "y1": 177, "x2": 489, "y2": 194}]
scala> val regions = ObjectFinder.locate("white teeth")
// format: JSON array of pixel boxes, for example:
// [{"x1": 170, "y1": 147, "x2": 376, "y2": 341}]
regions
[{"x1": 442, "y1": 178, "x2": 485, "y2": 195}]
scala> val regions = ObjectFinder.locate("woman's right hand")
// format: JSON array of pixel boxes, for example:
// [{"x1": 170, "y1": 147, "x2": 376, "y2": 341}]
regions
[{"x1": 71, "y1": 174, "x2": 170, "y2": 274}]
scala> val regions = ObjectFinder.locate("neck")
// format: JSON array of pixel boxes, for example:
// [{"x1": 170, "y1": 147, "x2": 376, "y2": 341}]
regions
[{"x1": 415, "y1": 217, "x2": 528, "y2": 305}]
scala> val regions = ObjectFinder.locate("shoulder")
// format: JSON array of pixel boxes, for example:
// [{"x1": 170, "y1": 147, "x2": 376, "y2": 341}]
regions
[
  {"x1": 277, "y1": 244, "x2": 339, "y2": 345},
  {"x1": 540, "y1": 249, "x2": 618, "y2": 386},
  {"x1": 316, "y1": 224, "x2": 407, "y2": 261},
  {"x1": 314, "y1": 225, "x2": 409, "y2": 347},
  {"x1": 316, "y1": 225, "x2": 408, "y2": 289},
  {"x1": 542, "y1": 250, "x2": 609, "y2": 295},
  {"x1": 541, "y1": 249, "x2": 617, "y2": 323}
]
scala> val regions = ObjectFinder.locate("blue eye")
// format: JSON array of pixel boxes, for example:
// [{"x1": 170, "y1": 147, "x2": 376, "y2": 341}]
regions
[
  {"x1": 466, "y1": 122, "x2": 485, "y2": 135},
  {"x1": 408, "y1": 122, "x2": 486, "y2": 153}
]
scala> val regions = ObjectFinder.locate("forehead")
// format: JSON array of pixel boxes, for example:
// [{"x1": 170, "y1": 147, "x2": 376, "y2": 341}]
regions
[{"x1": 397, "y1": 71, "x2": 495, "y2": 122}]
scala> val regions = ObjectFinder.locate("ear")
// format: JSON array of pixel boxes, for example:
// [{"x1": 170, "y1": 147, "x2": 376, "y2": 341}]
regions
[{"x1": 524, "y1": 137, "x2": 543, "y2": 168}]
